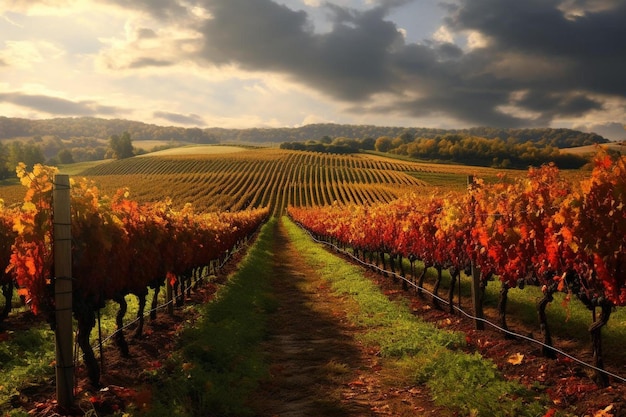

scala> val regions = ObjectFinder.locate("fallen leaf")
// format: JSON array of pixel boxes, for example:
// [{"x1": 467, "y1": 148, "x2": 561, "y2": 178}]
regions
[
  {"x1": 593, "y1": 404, "x2": 614, "y2": 417},
  {"x1": 507, "y1": 352, "x2": 524, "y2": 365}
]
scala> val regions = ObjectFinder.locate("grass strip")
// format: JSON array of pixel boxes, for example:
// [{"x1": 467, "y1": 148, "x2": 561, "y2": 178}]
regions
[
  {"x1": 0, "y1": 326, "x2": 56, "y2": 416},
  {"x1": 144, "y1": 218, "x2": 278, "y2": 417},
  {"x1": 398, "y1": 258, "x2": 626, "y2": 362},
  {"x1": 284, "y1": 217, "x2": 550, "y2": 417}
]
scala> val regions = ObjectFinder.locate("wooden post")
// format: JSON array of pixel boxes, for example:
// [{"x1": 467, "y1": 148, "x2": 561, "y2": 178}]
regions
[
  {"x1": 468, "y1": 175, "x2": 484, "y2": 330},
  {"x1": 53, "y1": 174, "x2": 74, "y2": 408},
  {"x1": 166, "y1": 281, "x2": 174, "y2": 316}
]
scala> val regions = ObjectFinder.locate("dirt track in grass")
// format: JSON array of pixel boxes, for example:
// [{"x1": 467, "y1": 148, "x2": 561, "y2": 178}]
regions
[{"x1": 246, "y1": 220, "x2": 444, "y2": 417}]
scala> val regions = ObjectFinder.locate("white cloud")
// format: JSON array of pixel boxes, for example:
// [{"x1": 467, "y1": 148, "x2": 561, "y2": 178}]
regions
[
  {"x1": 299, "y1": 113, "x2": 334, "y2": 126},
  {"x1": 94, "y1": 19, "x2": 202, "y2": 73},
  {"x1": 1, "y1": 14, "x2": 23, "y2": 27},
  {"x1": 558, "y1": 0, "x2": 621, "y2": 19},
  {"x1": 465, "y1": 31, "x2": 489, "y2": 50},
  {"x1": 557, "y1": 94, "x2": 626, "y2": 132},
  {"x1": 2, "y1": 0, "x2": 92, "y2": 16},
  {"x1": 432, "y1": 25, "x2": 454, "y2": 43},
  {"x1": 0, "y1": 40, "x2": 64, "y2": 69}
]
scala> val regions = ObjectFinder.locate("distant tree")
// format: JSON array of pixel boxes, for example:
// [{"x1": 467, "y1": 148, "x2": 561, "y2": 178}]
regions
[
  {"x1": 57, "y1": 149, "x2": 74, "y2": 164},
  {"x1": 319, "y1": 135, "x2": 332, "y2": 144},
  {"x1": 0, "y1": 143, "x2": 11, "y2": 179},
  {"x1": 360, "y1": 137, "x2": 376, "y2": 150},
  {"x1": 7, "y1": 141, "x2": 45, "y2": 170},
  {"x1": 375, "y1": 136, "x2": 393, "y2": 152},
  {"x1": 23, "y1": 143, "x2": 45, "y2": 167},
  {"x1": 109, "y1": 131, "x2": 134, "y2": 159}
]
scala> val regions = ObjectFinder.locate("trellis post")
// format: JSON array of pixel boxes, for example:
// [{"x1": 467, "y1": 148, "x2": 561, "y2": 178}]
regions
[
  {"x1": 53, "y1": 174, "x2": 74, "y2": 409},
  {"x1": 468, "y1": 175, "x2": 484, "y2": 330}
]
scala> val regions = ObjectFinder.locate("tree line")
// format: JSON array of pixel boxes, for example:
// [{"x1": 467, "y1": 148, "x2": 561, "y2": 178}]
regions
[
  {"x1": 374, "y1": 133, "x2": 590, "y2": 169},
  {"x1": 0, "y1": 133, "x2": 135, "y2": 179},
  {"x1": 0, "y1": 117, "x2": 218, "y2": 143},
  {"x1": 281, "y1": 132, "x2": 596, "y2": 169},
  {"x1": 0, "y1": 117, "x2": 608, "y2": 147},
  {"x1": 0, "y1": 116, "x2": 609, "y2": 171}
]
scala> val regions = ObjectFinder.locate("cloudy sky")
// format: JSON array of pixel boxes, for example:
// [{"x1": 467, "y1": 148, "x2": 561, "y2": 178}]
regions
[{"x1": 1, "y1": 0, "x2": 625, "y2": 139}]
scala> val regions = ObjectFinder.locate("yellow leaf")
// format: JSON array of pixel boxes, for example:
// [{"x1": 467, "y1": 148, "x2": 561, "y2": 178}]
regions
[
  {"x1": 507, "y1": 352, "x2": 524, "y2": 365},
  {"x1": 553, "y1": 212, "x2": 565, "y2": 225},
  {"x1": 593, "y1": 404, "x2": 614, "y2": 417},
  {"x1": 13, "y1": 219, "x2": 26, "y2": 235},
  {"x1": 22, "y1": 202, "x2": 37, "y2": 214}
]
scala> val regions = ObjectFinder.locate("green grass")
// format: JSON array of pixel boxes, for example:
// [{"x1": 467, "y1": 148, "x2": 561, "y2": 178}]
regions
[
  {"x1": 0, "y1": 326, "x2": 56, "y2": 415},
  {"x1": 0, "y1": 274, "x2": 182, "y2": 415},
  {"x1": 284, "y1": 217, "x2": 551, "y2": 417},
  {"x1": 409, "y1": 262, "x2": 626, "y2": 364},
  {"x1": 143, "y1": 219, "x2": 278, "y2": 417},
  {"x1": 407, "y1": 170, "x2": 471, "y2": 190},
  {"x1": 57, "y1": 160, "x2": 111, "y2": 175}
]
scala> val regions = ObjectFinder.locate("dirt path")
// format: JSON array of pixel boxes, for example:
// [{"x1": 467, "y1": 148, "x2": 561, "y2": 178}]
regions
[{"x1": 247, "y1": 220, "x2": 440, "y2": 417}]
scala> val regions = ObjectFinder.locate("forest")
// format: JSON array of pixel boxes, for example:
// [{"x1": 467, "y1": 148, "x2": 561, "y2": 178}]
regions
[
  {"x1": 0, "y1": 117, "x2": 607, "y2": 147},
  {"x1": 280, "y1": 132, "x2": 597, "y2": 169},
  {"x1": 0, "y1": 116, "x2": 610, "y2": 173}
]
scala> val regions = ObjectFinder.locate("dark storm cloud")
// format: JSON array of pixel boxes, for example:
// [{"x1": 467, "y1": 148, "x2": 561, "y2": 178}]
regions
[
  {"x1": 446, "y1": 0, "x2": 626, "y2": 97},
  {"x1": 516, "y1": 91, "x2": 603, "y2": 118},
  {"x1": 199, "y1": 0, "x2": 403, "y2": 101},
  {"x1": 0, "y1": 92, "x2": 121, "y2": 115},
  {"x1": 154, "y1": 111, "x2": 206, "y2": 125},
  {"x1": 134, "y1": 0, "x2": 624, "y2": 128}
]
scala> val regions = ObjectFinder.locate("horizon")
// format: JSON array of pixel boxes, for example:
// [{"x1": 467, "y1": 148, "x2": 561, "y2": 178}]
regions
[{"x1": 0, "y1": 114, "x2": 616, "y2": 140}]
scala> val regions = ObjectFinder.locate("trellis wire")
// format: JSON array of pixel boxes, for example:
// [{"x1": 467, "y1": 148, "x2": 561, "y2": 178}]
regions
[
  {"x1": 75, "y1": 233, "x2": 250, "y2": 362},
  {"x1": 298, "y1": 223, "x2": 626, "y2": 385}
]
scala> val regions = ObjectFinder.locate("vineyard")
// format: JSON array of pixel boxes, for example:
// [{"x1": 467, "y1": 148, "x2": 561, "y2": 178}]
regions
[
  {"x1": 1, "y1": 146, "x2": 625, "y2": 415},
  {"x1": 0, "y1": 148, "x2": 526, "y2": 216},
  {"x1": 1, "y1": 162, "x2": 268, "y2": 394},
  {"x1": 289, "y1": 154, "x2": 626, "y2": 388}
]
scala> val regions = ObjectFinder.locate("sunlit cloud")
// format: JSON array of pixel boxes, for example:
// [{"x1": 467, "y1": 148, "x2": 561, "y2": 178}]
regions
[
  {"x1": 0, "y1": 40, "x2": 64, "y2": 69},
  {"x1": 154, "y1": 111, "x2": 206, "y2": 125},
  {"x1": 0, "y1": 0, "x2": 623, "y2": 139},
  {"x1": 432, "y1": 25, "x2": 454, "y2": 43}
]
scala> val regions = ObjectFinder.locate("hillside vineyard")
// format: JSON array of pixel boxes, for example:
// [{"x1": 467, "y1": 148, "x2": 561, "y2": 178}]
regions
[{"x1": 80, "y1": 149, "x2": 435, "y2": 216}]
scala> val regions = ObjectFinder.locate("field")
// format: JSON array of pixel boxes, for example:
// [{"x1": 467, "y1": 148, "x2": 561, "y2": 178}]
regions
[
  {"x1": 1, "y1": 146, "x2": 625, "y2": 416},
  {"x1": 5, "y1": 147, "x2": 498, "y2": 216},
  {"x1": 137, "y1": 144, "x2": 247, "y2": 156},
  {"x1": 560, "y1": 142, "x2": 626, "y2": 156}
]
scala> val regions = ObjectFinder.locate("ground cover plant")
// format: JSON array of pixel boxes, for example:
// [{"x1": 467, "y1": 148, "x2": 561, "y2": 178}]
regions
[{"x1": 283, "y1": 217, "x2": 550, "y2": 417}]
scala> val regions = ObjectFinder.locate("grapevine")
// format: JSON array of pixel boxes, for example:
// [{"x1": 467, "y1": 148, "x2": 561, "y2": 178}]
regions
[
  {"x1": 8, "y1": 164, "x2": 268, "y2": 386},
  {"x1": 289, "y1": 156, "x2": 626, "y2": 386}
]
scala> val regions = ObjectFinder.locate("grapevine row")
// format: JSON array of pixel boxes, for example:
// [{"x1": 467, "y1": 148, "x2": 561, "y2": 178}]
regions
[
  {"x1": 2, "y1": 163, "x2": 268, "y2": 386},
  {"x1": 77, "y1": 149, "x2": 428, "y2": 216},
  {"x1": 289, "y1": 154, "x2": 626, "y2": 387}
]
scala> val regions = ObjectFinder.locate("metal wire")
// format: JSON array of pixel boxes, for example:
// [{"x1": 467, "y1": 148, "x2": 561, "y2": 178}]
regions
[
  {"x1": 76, "y1": 237, "x2": 248, "y2": 360},
  {"x1": 298, "y1": 224, "x2": 626, "y2": 385}
]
